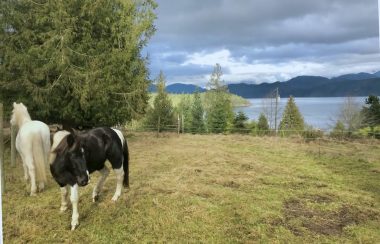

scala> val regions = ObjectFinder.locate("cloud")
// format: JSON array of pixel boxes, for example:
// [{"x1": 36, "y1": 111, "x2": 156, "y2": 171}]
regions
[{"x1": 145, "y1": 0, "x2": 379, "y2": 85}]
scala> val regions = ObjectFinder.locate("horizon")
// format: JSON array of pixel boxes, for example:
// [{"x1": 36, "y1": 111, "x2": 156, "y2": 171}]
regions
[
  {"x1": 152, "y1": 70, "x2": 380, "y2": 87},
  {"x1": 145, "y1": 0, "x2": 380, "y2": 86}
]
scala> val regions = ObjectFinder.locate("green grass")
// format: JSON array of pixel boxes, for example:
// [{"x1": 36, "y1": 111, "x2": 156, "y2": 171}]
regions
[
  {"x1": 149, "y1": 92, "x2": 250, "y2": 108},
  {"x1": 2, "y1": 134, "x2": 380, "y2": 243}
]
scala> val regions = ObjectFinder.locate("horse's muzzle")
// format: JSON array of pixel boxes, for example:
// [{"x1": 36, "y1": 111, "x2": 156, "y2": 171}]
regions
[{"x1": 77, "y1": 176, "x2": 89, "y2": 186}]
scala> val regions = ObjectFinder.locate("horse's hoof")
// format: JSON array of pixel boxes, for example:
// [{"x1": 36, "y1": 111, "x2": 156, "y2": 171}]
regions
[
  {"x1": 30, "y1": 192, "x2": 37, "y2": 197},
  {"x1": 38, "y1": 183, "x2": 45, "y2": 192},
  {"x1": 71, "y1": 221, "x2": 79, "y2": 231},
  {"x1": 93, "y1": 195, "x2": 99, "y2": 202},
  {"x1": 60, "y1": 206, "x2": 68, "y2": 212},
  {"x1": 111, "y1": 195, "x2": 120, "y2": 202}
]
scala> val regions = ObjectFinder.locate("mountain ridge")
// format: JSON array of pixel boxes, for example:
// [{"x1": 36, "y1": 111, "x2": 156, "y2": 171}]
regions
[{"x1": 154, "y1": 71, "x2": 380, "y2": 98}]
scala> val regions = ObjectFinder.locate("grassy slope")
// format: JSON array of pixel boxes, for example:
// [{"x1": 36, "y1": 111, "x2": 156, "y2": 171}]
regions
[
  {"x1": 149, "y1": 93, "x2": 250, "y2": 108},
  {"x1": 2, "y1": 134, "x2": 380, "y2": 243}
]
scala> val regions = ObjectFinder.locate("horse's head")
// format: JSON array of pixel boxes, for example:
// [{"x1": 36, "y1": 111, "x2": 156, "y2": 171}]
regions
[
  {"x1": 66, "y1": 131, "x2": 90, "y2": 186},
  {"x1": 10, "y1": 102, "x2": 31, "y2": 127}
]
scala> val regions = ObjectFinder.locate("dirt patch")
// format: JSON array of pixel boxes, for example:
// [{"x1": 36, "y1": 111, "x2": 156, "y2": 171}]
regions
[
  {"x1": 283, "y1": 197, "x2": 379, "y2": 236},
  {"x1": 222, "y1": 181, "x2": 240, "y2": 189},
  {"x1": 241, "y1": 163, "x2": 253, "y2": 170}
]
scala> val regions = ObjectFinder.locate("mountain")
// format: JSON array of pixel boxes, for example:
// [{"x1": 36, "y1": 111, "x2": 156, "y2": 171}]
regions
[
  {"x1": 228, "y1": 76, "x2": 380, "y2": 98},
  {"x1": 167, "y1": 83, "x2": 206, "y2": 93},
  {"x1": 149, "y1": 83, "x2": 206, "y2": 93},
  {"x1": 148, "y1": 84, "x2": 157, "y2": 92},
  {"x1": 149, "y1": 71, "x2": 380, "y2": 98},
  {"x1": 373, "y1": 71, "x2": 380, "y2": 78},
  {"x1": 332, "y1": 72, "x2": 377, "y2": 81}
]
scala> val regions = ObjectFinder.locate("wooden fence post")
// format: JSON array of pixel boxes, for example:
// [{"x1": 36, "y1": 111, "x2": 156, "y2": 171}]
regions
[
  {"x1": 11, "y1": 124, "x2": 16, "y2": 167},
  {"x1": 177, "y1": 114, "x2": 180, "y2": 135},
  {"x1": 181, "y1": 114, "x2": 184, "y2": 134},
  {"x1": 0, "y1": 103, "x2": 3, "y2": 244},
  {"x1": 0, "y1": 103, "x2": 4, "y2": 194},
  {"x1": 157, "y1": 116, "x2": 161, "y2": 137}
]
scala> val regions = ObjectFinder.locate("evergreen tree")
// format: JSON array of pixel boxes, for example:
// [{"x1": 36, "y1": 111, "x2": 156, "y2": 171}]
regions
[
  {"x1": 145, "y1": 71, "x2": 174, "y2": 132},
  {"x1": 0, "y1": 0, "x2": 157, "y2": 126},
  {"x1": 279, "y1": 96, "x2": 305, "y2": 134},
  {"x1": 191, "y1": 90, "x2": 205, "y2": 133},
  {"x1": 204, "y1": 64, "x2": 233, "y2": 133},
  {"x1": 362, "y1": 95, "x2": 380, "y2": 128},
  {"x1": 233, "y1": 111, "x2": 249, "y2": 133},
  {"x1": 257, "y1": 113, "x2": 269, "y2": 135}
]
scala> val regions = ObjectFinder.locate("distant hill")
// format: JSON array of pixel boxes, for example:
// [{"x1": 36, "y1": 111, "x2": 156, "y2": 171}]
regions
[
  {"x1": 149, "y1": 71, "x2": 380, "y2": 98},
  {"x1": 149, "y1": 83, "x2": 206, "y2": 93},
  {"x1": 332, "y1": 72, "x2": 378, "y2": 81},
  {"x1": 228, "y1": 76, "x2": 380, "y2": 98}
]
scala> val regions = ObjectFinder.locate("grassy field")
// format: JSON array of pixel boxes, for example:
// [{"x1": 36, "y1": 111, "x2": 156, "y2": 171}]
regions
[{"x1": 2, "y1": 133, "x2": 380, "y2": 243}]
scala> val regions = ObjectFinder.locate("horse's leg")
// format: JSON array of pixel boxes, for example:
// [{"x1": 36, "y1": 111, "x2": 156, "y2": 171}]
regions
[
  {"x1": 60, "y1": 186, "x2": 69, "y2": 212},
  {"x1": 70, "y1": 184, "x2": 79, "y2": 230},
  {"x1": 20, "y1": 154, "x2": 29, "y2": 181},
  {"x1": 111, "y1": 167, "x2": 124, "y2": 201},
  {"x1": 23, "y1": 164, "x2": 29, "y2": 181},
  {"x1": 25, "y1": 155, "x2": 37, "y2": 196},
  {"x1": 92, "y1": 166, "x2": 110, "y2": 202}
]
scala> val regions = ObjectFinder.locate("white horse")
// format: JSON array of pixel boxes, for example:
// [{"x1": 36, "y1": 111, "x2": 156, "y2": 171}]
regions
[{"x1": 10, "y1": 102, "x2": 51, "y2": 196}]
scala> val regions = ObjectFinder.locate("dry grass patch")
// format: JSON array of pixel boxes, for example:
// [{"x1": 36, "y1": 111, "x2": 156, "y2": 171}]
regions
[{"x1": 2, "y1": 133, "x2": 380, "y2": 243}]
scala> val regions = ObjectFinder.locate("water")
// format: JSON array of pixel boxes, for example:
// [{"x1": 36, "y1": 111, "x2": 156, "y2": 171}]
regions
[{"x1": 235, "y1": 97, "x2": 367, "y2": 130}]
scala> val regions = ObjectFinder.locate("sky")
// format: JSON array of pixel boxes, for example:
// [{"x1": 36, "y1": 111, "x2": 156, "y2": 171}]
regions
[{"x1": 144, "y1": 0, "x2": 380, "y2": 86}]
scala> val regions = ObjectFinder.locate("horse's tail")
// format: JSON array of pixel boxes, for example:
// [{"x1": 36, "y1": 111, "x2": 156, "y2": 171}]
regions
[
  {"x1": 32, "y1": 133, "x2": 47, "y2": 183},
  {"x1": 122, "y1": 138, "x2": 129, "y2": 188}
]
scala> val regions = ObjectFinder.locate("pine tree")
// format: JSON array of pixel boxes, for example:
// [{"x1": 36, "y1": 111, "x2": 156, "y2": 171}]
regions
[
  {"x1": 0, "y1": 0, "x2": 157, "y2": 126},
  {"x1": 279, "y1": 96, "x2": 305, "y2": 135},
  {"x1": 362, "y1": 95, "x2": 380, "y2": 128},
  {"x1": 233, "y1": 111, "x2": 249, "y2": 133},
  {"x1": 257, "y1": 113, "x2": 269, "y2": 135},
  {"x1": 191, "y1": 90, "x2": 205, "y2": 133},
  {"x1": 205, "y1": 64, "x2": 233, "y2": 133},
  {"x1": 145, "y1": 71, "x2": 174, "y2": 132}
]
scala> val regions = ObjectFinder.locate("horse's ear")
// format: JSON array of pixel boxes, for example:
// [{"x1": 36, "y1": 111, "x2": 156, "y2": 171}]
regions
[
  {"x1": 67, "y1": 133, "x2": 76, "y2": 147},
  {"x1": 68, "y1": 127, "x2": 78, "y2": 134}
]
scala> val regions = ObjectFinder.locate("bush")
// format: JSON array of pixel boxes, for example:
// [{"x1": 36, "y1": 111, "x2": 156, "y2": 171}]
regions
[
  {"x1": 358, "y1": 126, "x2": 380, "y2": 139},
  {"x1": 257, "y1": 113, "x2": 270, "y2": 135},
  {"x1": 302, "y1": 128, "x2": 324, "y2": 142},
  {"x1": 330, "y1": 121, "x2": 345, "y2": 139}
]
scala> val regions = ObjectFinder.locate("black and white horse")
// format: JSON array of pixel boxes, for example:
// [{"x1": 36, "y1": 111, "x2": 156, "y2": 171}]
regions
[{"x1": 49, "y1": 127, "x2": 129, "y2": 230}]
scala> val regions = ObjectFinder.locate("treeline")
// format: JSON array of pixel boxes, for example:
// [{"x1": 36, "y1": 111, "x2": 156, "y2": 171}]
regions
[
  {"x1": 140, "y1": 64, "x2": 380, "y2": 139},
  {"x1": 142, "y1": 64, "x2": 234, "y2": 133}
]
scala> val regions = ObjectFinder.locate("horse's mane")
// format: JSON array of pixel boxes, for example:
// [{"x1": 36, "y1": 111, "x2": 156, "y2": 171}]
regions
[
  {"x1": 11, "y1": 103, "x2": 31, "y2": 126},
  {"x1": 54, "y1": 135, "x2": 70, "y2": 155}
]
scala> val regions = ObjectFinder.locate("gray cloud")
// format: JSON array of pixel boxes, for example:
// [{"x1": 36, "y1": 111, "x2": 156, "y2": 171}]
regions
[{"x1": 145, "y1": 0, "x2": 379, "y2": 84}]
